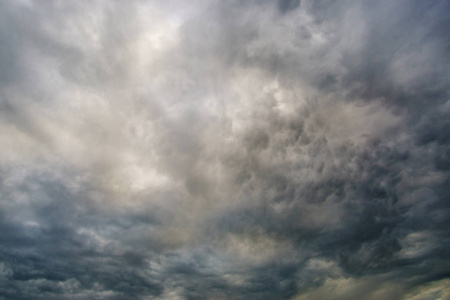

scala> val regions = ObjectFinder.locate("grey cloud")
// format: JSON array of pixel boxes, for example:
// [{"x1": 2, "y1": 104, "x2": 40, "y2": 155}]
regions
[
  {"x1": 278, "y1": 0, "x2": 301, "y2": 14},
  {"x1": 0, "y1": 0, "x2": 449, "y2": 299}
]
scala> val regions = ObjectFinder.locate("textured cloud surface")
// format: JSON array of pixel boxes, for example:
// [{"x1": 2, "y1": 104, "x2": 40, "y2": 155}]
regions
[{"x1": 1, "y1": 0, "x2": 450, "y2": 299}]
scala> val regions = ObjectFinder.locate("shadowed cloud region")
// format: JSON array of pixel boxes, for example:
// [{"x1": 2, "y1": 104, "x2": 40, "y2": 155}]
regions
[{"x1": 0, "y1": 0, "x2": 449, "y2": 299}]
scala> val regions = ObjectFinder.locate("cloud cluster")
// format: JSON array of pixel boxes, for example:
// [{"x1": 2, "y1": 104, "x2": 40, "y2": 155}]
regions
[{"x1": 0, "y1": 0, "x2": 449, "y2": 299}]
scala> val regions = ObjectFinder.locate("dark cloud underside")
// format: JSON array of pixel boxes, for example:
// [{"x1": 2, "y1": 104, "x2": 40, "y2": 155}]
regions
[{"x1": 0, "y1": 0, "x2": 449, "y2": 299}]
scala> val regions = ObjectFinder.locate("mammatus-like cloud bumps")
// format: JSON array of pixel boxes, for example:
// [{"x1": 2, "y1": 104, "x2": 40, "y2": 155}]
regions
[{"x1": 0, "y1": 0, "x2": 449, "y2": 299}]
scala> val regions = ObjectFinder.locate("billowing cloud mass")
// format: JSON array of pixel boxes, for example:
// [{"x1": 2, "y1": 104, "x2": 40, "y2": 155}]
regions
[{"x1": 0, "y1": 0, "x2": 449, "y2": 299}]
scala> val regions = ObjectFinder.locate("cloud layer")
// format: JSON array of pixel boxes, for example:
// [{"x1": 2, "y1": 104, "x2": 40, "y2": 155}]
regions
[{"x1": 1, "y1": 0, "x2": 449, "y2": 299}]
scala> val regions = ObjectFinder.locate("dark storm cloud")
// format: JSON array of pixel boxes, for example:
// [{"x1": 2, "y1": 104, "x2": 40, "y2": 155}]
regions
[
  {"x1": 278, "y1": 0, "x2": 301, "y2": 14},
  {"x1": 0, "y1": 0, "x2": 449, "y2": 299}
]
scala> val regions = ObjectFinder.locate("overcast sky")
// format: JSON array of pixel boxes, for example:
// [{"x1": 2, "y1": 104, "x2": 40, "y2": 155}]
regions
[{"x1": 1, "y1": 0, "x2": 450, "y2": 299}]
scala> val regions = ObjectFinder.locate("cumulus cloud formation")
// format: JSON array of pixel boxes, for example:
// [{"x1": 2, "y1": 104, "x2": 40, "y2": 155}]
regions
[{"x1": 0, "y1": 0, "x2": 449, "y2": 299}]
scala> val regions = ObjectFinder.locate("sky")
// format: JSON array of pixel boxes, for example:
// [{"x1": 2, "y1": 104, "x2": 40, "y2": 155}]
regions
[{"x1": 0, "y1": 0, "x2": 449, "y2": 299}]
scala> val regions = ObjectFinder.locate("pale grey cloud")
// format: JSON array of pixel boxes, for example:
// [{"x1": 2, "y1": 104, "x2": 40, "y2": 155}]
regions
[{"x1": 0, "y1": 0, "x2": 449, "y2": 299}]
